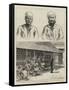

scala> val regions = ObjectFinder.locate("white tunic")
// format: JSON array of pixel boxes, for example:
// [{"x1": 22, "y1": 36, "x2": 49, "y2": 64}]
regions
[
  {"x1": 16, "y1": 24, "x2": 39, "y2": 40},
  {"x1": 42, "y1": 24, "x2": 64, "y2": 41}
]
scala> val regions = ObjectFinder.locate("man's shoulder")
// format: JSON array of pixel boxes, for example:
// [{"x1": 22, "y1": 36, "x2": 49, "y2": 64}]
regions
[
  {"x1": 32, "y1": 25, "x2": 38, "y2": 31},
  {"x1": 43, "y1": 24, "x2": 50, "y2": 32},
  {"x1": 54, "y1": 24, "x2": 62, "y2": 29},
  {"x1": 43, "y1": 24, "x2": 62, "y2": 31},
  {"x1": 21, "y1": 24, "x2": 26, "y2": 28},
  {"x1": 43, "y1": 24, "x2": 49, "y2": 29},
  {"x1": 18, "y1": 24, "x2": 26, "y2": 29}
]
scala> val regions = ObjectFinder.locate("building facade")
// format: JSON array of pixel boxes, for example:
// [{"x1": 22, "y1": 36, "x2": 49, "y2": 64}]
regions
[{"x1": 16, "y1": 42, "x2": 64, "y2": 71}]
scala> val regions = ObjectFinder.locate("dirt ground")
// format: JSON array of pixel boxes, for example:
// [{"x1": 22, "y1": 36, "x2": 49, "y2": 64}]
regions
[{"x1": 16, "y1": 67, "x2": 66, "y2": 85}]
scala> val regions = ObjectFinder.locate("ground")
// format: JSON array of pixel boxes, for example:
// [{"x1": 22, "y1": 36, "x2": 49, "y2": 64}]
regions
[{"x1": 16, "y1": 67, "x2": 66, "y2": 85}]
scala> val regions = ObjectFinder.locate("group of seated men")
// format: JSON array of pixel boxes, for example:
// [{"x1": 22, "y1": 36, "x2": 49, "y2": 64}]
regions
[{"x1": 16, "y1": 57, "x2": 50, "y2": 81}]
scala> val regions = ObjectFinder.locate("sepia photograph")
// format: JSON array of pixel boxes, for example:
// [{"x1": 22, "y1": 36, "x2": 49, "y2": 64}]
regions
[{"x1": 9, "y1": 4, "x2": 67, "y2": 86}]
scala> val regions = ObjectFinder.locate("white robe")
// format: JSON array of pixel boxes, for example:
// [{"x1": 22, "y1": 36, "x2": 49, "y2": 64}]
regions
[
  {"x1": 42, "y1": 24, "x2": 64, "y2": 41},
  {"x1": 16, "y1": 24, "x2": 39, "y2": 41}
]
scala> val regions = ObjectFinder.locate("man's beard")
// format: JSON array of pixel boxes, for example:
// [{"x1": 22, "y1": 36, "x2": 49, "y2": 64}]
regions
[{"x1": 49, "y1": 21, "x2": 56, "y2": 27}]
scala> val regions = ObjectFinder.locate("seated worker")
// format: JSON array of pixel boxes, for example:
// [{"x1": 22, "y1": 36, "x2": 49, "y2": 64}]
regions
[
  {"x1": 21, "y1": 67, "x2": 29, "y2": 80},
  {"x1": 33, "y1": 62, "x2": 40, "y2": 76}
]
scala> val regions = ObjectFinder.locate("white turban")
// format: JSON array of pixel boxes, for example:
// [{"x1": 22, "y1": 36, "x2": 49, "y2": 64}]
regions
[{"x1": 47, "y1": 11, "x2": 56, "y2": 18}]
